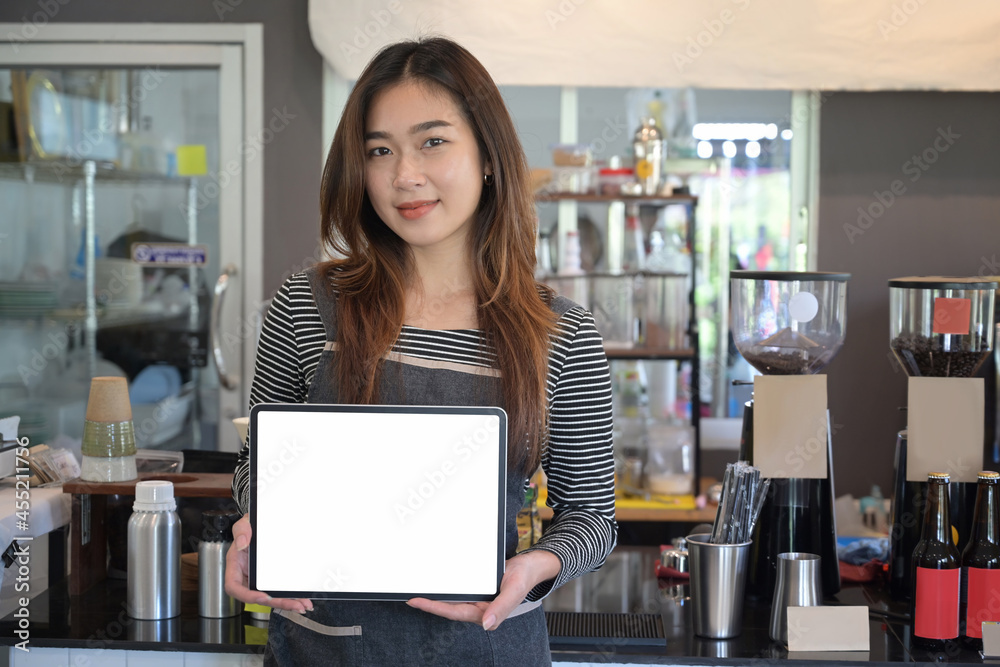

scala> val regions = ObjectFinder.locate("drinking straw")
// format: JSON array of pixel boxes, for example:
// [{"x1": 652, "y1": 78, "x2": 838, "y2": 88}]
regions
[{"x1": 711, "y1": 461, "x2": 769, "y2": 544}]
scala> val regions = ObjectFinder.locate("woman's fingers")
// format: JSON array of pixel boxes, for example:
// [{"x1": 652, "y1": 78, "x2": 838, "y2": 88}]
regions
[
  {"x1": 405, "y1": 598, "x2": 488, "y2": 624},
  {"x1": 223, "y1": 515, "x2": 314, "y2": 613}
]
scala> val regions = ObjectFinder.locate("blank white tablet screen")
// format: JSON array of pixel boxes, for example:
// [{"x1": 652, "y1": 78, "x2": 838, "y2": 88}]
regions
[{"x1": 252, "y1": 407, "x2": 505, "y2": 599}]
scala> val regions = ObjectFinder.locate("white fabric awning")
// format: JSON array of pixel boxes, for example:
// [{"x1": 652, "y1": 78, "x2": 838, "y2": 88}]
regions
[{"x1": 309, "y1": 0, "x2": 1000, "y2": 90}]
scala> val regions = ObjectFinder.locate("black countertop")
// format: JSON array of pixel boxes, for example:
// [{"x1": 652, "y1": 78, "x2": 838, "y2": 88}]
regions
[
  {"x1": 0, "y1": 577, "x2": 264, "y2": 654},
  {"x1": 0, "y1": 547, "x2": 991, "y2": 664}
]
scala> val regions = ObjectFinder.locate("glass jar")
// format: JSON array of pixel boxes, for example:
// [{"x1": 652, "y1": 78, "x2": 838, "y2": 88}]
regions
[{"x1": 888, "y1": 276, "x2": 998, "y2": 377}]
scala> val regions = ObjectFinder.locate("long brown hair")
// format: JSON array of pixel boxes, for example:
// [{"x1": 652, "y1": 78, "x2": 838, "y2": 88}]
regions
[{"x1": 318, "y1": 37, "x2": 555, "y2": 475}]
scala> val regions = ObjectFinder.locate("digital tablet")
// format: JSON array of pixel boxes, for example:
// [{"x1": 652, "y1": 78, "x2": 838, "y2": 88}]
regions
[{"x1": 249, "y1": 403, "x2": 507, "y2": 601}]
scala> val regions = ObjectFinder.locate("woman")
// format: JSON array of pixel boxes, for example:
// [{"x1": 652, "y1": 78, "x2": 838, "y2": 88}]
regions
[{"x1": 226, "y1": 37, "x2": 617, "y2": 665}]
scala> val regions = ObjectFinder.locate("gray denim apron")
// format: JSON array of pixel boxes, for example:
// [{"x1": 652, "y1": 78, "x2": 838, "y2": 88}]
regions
[{"x1": 262, "y1": 268, "x2": 552, "y2": 666}]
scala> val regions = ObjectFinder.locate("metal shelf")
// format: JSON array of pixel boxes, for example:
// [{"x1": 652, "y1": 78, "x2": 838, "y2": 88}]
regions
[
  {"x1": 0, "y1": 161, "x2": 190, "y2": 186},
  {"x1": 535, "y1": 192, "x2": 698, "y2": 206},
  {"x1": 535, "y1": 187, "x2": 702, "y2": 496}
]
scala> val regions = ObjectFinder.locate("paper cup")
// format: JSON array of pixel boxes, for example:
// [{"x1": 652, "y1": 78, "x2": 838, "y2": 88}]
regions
[
  {"x1": 232, "y1": 417, "x2": 249, "y2": 447},
  {"x1": 85, "y1": 376, "x2": 132, "y2": 423}
]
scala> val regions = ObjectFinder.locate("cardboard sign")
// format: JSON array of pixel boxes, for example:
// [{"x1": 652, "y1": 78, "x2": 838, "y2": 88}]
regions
[
  {"x1": 906, "y1": 377, "x2": 984, "y2": 483},
  {"x1": 983, "y1": 622, "x2": 1000, "y2": 658},
  {"x1": 786, "y1": 606, "x2": 870, "y2": 652},
  {"x1": 753, "y1": 375, "x2": 828, "y2": 479}
]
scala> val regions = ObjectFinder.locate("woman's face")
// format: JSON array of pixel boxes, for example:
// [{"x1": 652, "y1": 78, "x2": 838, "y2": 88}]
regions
[{"x1": 364, "y1": 81, "x2": 487, "y2": 254}]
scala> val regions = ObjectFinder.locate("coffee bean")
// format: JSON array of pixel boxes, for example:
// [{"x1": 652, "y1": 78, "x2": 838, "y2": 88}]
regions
[
  {"x1": 890, "y1": 333, "x2": 989, "y2": 377},
  {"x1": 742, "y1": 349, "x2": 814, "y2": 375}
]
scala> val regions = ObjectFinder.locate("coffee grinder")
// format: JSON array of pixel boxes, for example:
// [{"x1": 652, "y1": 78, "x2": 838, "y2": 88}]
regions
[
  {"x1": 886, "y1": 277, "x2": 998, "y2": 599},
  {"x1": 730, "y1": 271, "x2": 850, "y2": 599}
]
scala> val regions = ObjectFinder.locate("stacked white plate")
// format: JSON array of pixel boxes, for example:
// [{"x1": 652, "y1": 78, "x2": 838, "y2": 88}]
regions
[{"x1": 0, "y1": 282, "x2": 57, "y2": 317}]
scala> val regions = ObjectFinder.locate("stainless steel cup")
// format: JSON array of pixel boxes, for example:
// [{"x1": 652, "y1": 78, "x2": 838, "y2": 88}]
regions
[
  {"x1": 688, "y1": 533, "x2": 752, "y2": 638},
  {"x1": 769, "y1": 552, "x2": 822, "y2": 644}
]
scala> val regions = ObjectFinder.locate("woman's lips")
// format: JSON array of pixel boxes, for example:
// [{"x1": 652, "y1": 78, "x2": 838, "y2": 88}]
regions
[{"x1": 396, "y1": 200, "x2": 438, "y2": 220}]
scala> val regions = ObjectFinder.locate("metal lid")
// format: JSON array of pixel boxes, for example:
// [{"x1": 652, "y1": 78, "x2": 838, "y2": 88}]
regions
[
  {"x1": 201, "y1": 509, "x2": 241, "y2": 542},
  {"x1": 887, "y1": 276, "x2": 1000, "y2": 290},
  {"x1": 730, "y1": 270, "x2": 851, "y2": 282},
  {"x1": 979, "y1": 471, "x2": 1000, "y2": 480},
  {"x1": 928, "y1": 472, "x2": 951, "y2": 481}
]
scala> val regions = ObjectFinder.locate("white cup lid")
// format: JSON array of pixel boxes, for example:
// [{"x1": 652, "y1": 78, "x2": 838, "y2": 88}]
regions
[{"x1": 134, "y1": 480, "x2": 176, "y2": 511}]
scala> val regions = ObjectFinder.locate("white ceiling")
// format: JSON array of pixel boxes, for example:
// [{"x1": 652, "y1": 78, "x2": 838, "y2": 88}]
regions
[{"x1": 310, "y1": 0, "x2": 1000, "y2": 91}]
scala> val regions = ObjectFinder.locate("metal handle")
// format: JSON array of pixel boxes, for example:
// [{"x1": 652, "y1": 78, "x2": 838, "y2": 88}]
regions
[{"x1": 211, "y1": 264, "x2": 239, "y2": 391}]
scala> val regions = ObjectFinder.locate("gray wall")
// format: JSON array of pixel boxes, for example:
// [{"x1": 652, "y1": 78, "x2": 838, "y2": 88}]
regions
[
  {"x1": 817, "y1": 91, "x2": 1000, "y2": 497},
  {"x1": 0, "y1": 0, "x2": 325, "y2": 298}
]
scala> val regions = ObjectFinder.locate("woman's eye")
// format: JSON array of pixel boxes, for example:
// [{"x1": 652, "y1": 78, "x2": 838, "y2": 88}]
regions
[
  {"x1": 367, "y1": 146, "x2": 391, "y2": 158},
  {"x1": 423, "y1": 137, "x2": 446, "y2": 149}
]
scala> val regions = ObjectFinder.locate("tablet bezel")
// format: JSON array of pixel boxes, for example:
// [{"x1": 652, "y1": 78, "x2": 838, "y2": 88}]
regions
[{"x1": 248, "y1": 403, "x2": 508, "y2": 601}]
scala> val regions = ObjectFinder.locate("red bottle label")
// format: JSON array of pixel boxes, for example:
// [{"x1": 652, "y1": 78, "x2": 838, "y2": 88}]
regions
[
  {"x1": 915, "y1": 567, "x2": 960, "y2": 639},
  {"x1": 966, "y1": 568, "x2": 1000, "y2": 638}
]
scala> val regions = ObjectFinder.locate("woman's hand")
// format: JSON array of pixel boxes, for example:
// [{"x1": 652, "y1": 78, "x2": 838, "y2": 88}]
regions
[
  {"x1": 224, "y1": 514, "x2": 314, "y2": 613},
  {"x1": 405, "y1": 550, "x2": 561, "y2": 631}
]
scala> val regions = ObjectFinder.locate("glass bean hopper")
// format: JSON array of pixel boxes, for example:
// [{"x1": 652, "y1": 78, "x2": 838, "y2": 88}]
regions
[{"x1": 729, "y1": 270, "x2": 851, "y2": 599}]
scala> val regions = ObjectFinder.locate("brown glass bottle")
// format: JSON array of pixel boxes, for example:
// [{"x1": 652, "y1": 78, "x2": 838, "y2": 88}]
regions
[
  {"x1": 961, "y1": 471, "x2": 1000, "y2": 649},
  {"x1": 911, "y1": 472, "x2": 961, "y2": 651}
]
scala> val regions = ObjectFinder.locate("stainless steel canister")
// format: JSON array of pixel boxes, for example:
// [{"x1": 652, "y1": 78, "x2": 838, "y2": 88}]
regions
[
  {"x1": 199, "y1": 510, "x2": 241, "y2": 618},
  {"x1": 769, "y1": 552, "x2": 822, "y2": 644},
  {"x1": 127, "y1": 481, "x2": 181, "y2": 620}
]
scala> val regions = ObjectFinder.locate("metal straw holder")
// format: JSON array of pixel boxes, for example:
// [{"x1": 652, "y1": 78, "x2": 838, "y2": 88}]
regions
[{"x1": 688, "y1": 533, "x2": 752, "y2": 639}]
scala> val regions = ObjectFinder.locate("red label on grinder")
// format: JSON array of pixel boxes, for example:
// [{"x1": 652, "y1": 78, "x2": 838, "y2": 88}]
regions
[
  {"x1": 915, "y1": 567, "x2": 960, "y2": 639},
  {"x1": 967, "y1": 568, "x2": 1000, "y2": 638},
  {"x1": 932, "y1": 297, "x2": 971, "y2": 335}
]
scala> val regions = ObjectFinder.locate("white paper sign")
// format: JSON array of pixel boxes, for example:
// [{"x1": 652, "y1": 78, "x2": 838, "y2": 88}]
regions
[
  {"x1": 787, "y1": 606, "x2": 870, "y2": 652},
  {"x1": 906, "y1": 377, "x2": 984, "y2": 483},
  {"x1": 753, "y1": 375, "x2": 828, "y2": 479}
]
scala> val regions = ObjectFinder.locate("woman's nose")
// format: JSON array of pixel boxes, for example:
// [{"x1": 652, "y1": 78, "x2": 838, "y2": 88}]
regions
[{"x1": 392, "y1": 153, "x2": 425, "y2": 189}]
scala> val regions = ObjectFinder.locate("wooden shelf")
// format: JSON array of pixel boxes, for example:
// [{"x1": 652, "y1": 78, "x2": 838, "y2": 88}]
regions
[
  {"x1": 63, "y1": 471, "x2": 233, "y2": 498},
  {"x1": 604, "y1": 347, "x2": 694, "y2": 361},
  {"x1": 535, "y1": 192, "x2": 698, "y2": 205},
  {"x1": 537, "y1": 477, "x2": 719, "y2": 523},
  {"x1": 538, "y1": 502, "x2": 717, "y2": 523},
  {"x1": 64, "y1": 472, "x2": 234, "y2": 595}
]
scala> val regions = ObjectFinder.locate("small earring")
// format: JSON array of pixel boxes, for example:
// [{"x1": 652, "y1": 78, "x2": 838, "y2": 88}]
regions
[{"x1": 484, "y1": 173, "x2": 494, "y2": 186}]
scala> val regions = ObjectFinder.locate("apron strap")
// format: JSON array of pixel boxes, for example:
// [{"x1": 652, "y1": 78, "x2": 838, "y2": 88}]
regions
[{"x1": 305, "y1": 265, "x2": 338, "y2": 342}]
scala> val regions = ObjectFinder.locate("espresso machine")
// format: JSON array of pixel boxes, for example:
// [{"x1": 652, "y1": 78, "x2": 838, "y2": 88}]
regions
[
  {"x1": 887, "y1": 276, "x2": 998, "y2": 599},
  {"x1": 730, "y1": 271, "x2": 850, "y2": 599}
]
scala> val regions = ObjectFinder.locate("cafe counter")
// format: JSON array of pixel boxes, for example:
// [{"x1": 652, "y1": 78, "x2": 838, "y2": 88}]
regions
[{"x1": 0, "y1": 547, "x2": 991, "y2": 665}]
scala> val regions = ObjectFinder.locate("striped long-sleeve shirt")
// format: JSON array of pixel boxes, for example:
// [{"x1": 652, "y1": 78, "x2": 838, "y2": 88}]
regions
[{"x1": 232, "y1": 272, "x2": 617, "y2": 601}]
